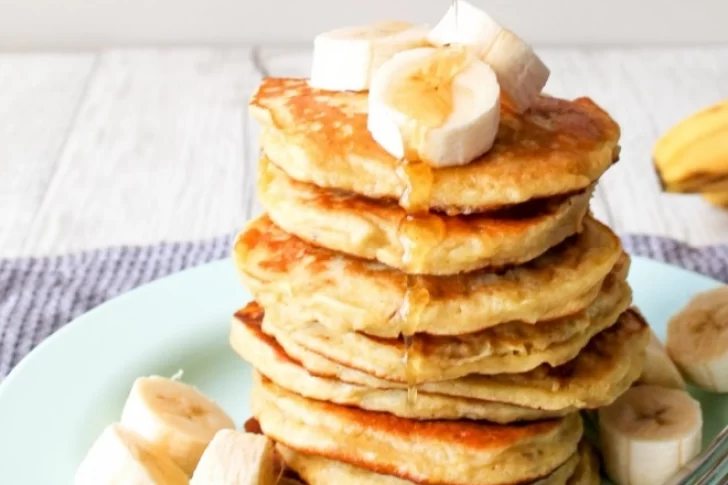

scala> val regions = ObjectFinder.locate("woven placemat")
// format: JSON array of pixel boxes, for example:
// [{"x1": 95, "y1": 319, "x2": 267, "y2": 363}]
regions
[{"x1": 1, "y1": 233, "x2": 727, "y2": 379}]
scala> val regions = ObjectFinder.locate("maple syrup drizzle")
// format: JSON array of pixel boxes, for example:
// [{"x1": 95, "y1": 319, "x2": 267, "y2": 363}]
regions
[
  {"x1": 402, "y1": 335, "x2": 418, "y2": 404},
  {"x1": 397, "y1": 275, "x2": 431, "y2": 405},
  {"x1": 399, "y1": 213, "x2": 446, "y2": 271},
  {"x1": 396, "y1": 159, "x2": 433, "y2": 213},
  {"x1": 393, "y1": 9, "x2": 463, "y2": 402},
  {"x1": 395, "y1": 152, "x2": 447, "y2": 406}
]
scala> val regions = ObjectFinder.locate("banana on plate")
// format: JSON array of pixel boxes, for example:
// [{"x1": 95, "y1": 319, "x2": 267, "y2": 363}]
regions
[
  {"x1": 119, "y1": 376, "x2": 235, "y2": 475},
  {"x1": 654, "y1": 99, "x2": 728, "y2": 194},
  {"x1": 638, "y1": 328, "x2": 686, "y2": 389},
  {"x1": 75, "y1": 424, "x2": 190, "y2": 485},
  {"x1": 667, "y1": 287, "x2": 728, "y2": 392},
  {"x1": 599, "y1": 385, "x2": 702, "y2": 485},
  {"x1": 191, "y1": 430, "x2": 276, "y2": 485}
]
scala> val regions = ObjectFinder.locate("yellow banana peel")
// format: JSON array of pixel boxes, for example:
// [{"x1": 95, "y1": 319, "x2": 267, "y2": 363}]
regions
[
  {"x1": 654, "y1": 99, "x2": 728, "y2": 193},
  {"x1": 703, "y1": 191, "x2": 728, "y2": 208}
]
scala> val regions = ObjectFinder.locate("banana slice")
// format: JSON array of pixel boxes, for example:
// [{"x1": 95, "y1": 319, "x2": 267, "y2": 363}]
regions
[
  {"x1": 368, "y1": 46, "x2": 500, "y2": 167},
  {"x1": 428, "y1": 0, "x2": 549, "y2": 113},
  {"x1": 667, "y1": 287, "x2": 728, "y2": 392},
  {"x1": 75, "y1": 423, "x2": 189, "y2": 485},
  {"x1": 638, "y1": 329, "x2": 686, "y2": 389},
  {"x1": 654, "y1": 100, "x2": 728, "y2": 193},
  {"x1": 190, "y1": 430, "x2": 275, "y2": 485},
  {"x1": 310, "y1": 21, "x2": 430, "y2": 92},
  {"x1": 599, "y1": 385, "x2": 702, "y2": 485},
  {"x1": 120, "y1": 376, "x2": 235, "y2": 475}
]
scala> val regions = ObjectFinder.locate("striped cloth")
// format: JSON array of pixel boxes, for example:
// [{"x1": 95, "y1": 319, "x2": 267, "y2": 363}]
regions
[{"x1": 1, "y1": 233, "x2": 727, "y2": 380}]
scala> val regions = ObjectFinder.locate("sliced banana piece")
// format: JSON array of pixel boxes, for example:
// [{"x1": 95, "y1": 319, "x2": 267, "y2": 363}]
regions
[
  {"x1": 599, "y1": 385, "x2": 702, "y2": 485},
  {"x1": 667, "y1": 287, "x2": 728, "y2": 392},
  {"x1": 638, "y1": 329, "x2": 686, "y2": 389},
  {"x1": 310, "y1": 21, "x2": 429, "y2": 92},
  {"x1": 368, "y1": 46, "x2": 500, "y2": 167},
  {"x1": 121, "y1": 376, "x2": 235, "y2": 475},
  {"x1": 428, "y1": 0, "x2": 549, "y2": 113},
  {"x1": 75, "y1": 423, "x2": 189, "y2": 485},
  {"x1": 190, "y1": 430, "x2": 275, "y2": 485}
]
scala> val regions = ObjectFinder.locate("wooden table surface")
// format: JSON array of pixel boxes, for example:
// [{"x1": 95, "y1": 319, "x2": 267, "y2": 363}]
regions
[{"x1": 2, "y1": 46, "x2": 728, "y2": 258}]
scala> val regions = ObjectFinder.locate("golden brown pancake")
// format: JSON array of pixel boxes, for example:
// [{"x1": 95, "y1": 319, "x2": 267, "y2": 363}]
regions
[
  {"x1": 251, "y1": 373, "x2": 583, "y2": 485},
  {"x1": 235, "y1": 306, "x2": 647, "y2": 413},
  {"x1": 277, "y1": 442, "x2": 588, "y2": 485},
  {"x1": 257, "y1": 264, "x2": 631, "y2": 381},
  {"x1": 234, "y1": 215, "x2": 624, "y2": 337},
  {"x1": 231, "y1": 305, "x2": 566, "y2": 423},
  {"x1": 423, "y1": 309, "x2": 648, "y2": 411},
  {"x1": 249, "y1": 78, "x2": 620, "y2": 213},
  {"x1": 259, "y1": 156, "x2": 593, "y2": 275}
]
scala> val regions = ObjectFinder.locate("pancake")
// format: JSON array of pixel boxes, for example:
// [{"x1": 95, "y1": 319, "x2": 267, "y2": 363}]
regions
[
  {"x1": 234, "y1": 215, "x2": 624, "y2": 337},
  {"x1": 427, "y1": 309, "x2": 648, "y2": 411},
  {"x1": 259, "y1": 263, "x2": 631, "y2": 381},
  {"x1": 277, "y1": 442, "x2": 588, "y2": 485},
  {"x1": 249, "y1": 78, "x2": 620, "y2": 213},
  {"x1": 259, "y1": 156, "x2": 593, "y2": 275},
  {"x1": 251, "y1": 373, "x2": 583, "y2": 485},
  {"x1": 235, "y1": 307, "x2": 647, "y2": 414},
  {"x1": 231, "y1": 305, "x2": 565, "y2": 423}
]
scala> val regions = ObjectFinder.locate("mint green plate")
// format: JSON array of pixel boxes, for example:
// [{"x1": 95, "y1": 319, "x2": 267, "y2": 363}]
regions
[{"x1": 0, "y1": 256, "x2": 726, "y2": 483}]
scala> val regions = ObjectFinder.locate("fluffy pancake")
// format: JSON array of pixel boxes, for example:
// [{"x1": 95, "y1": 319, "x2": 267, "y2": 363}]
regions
[
  {"x1": 423, "y1": 309, "x2": 648, "y2": 411},
  {"x1": 259, "y1": 156, "x2": 593, "y2": 275},
  {"x1": 249, "y1": 78, "x2": 620, "y2": 213},
  {"x1": 236, "y1": 307, "x2": 647, "y2": 413},
  {"x1": 277, "y1": 442, "x2": 593, "y2": 485},
  {"x1": 259, "y1": 263, "x2": 631, "y2": 381},
  {"x1": 234, "y1": 215, "x2": 624, "y2": 337},
  {"x1": 251, "y1": 374, "x2": 583, "y2": 485},
  {"x1": 231, "y1": 306, "x2": 565, "y2": 423}
]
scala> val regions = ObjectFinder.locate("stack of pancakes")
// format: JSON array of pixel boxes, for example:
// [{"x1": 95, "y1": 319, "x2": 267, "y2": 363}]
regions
[{"x1": 230, "y1": 77, "x2": 650, "y2": 485}]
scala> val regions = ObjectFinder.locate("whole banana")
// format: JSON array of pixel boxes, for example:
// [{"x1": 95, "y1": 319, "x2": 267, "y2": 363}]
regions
[{"x1": 654, "y1": 100, "x2": 728, "y2": 194}]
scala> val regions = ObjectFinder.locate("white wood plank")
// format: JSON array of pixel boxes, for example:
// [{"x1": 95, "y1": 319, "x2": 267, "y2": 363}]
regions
[
  {"x1": 0, "y1": 53, "x2": 97, "y2": 258},
  {"x1": 20, "y1": 48, "x2": 262, "y2": 256},
  {"x1": 541, "y1": 47, "x2": 728, "y2": 245}
]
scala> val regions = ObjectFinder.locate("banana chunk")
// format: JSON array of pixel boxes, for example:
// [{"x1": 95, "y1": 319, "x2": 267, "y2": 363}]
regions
[
  {"x1": 599, "y1": 385, "x2": 702, "y2": 485},
  {"x1": 368, "y1": 46, "x2": 500, "y2": 167},
  {"x1": 75, "y1": 424, "x2": 189, "y2": 485},
  {"x1": 638, "y1": 329, "x2": 686, "y2": 389},
  {"x1": 121, "y1": 376, "x2": 235, "y2": 475},
  {"x1": 190, "y1": 430, "x2": 275, "y2": 485},
  {"x1": 654, "y1": 100, "x2": 728, "y2": 193},
  {"x1": 667, "y1": 287, "x2": 728, "y2": 392},
  {"x1": 310, "y1": 21, "x2": 429, "y2": 92},
  {"x1": 428, "y1": 0, "x2": 549, "y2": 113}
]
